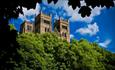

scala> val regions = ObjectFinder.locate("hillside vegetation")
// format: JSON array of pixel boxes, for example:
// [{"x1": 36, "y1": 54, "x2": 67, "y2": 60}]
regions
[{"x1": 14, "y1": 32, "x2": 115, "y2": 70}]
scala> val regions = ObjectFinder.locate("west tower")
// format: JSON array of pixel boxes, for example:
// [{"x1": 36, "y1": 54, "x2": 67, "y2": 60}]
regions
[{"x1": 20, "y1": 21, "x2": 33, "y2": 33}]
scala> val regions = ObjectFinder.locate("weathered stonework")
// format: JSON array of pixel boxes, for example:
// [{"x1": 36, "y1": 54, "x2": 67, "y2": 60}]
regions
[
  {"x1": 35, "y1": 12, "x2": 52, "y2": 33},
  {"x1": 20, "y1": 21, "x2": 33, "y2": 33},
  {"x1": 54, "y1": 18, "x2": 70, "y2": 42},
  {"x1": 20, "y1": 12, "x2": 70, "y2": 42}
]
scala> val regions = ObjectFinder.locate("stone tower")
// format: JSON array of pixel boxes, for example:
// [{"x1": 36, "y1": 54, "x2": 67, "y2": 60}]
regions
[
  {"x1": 54, "y1": 18, "x2": 70, "y2": 42},
  {"x1": 20, "y1": 21, "x2": 33, "y2": 33},
  {"x1": 34, "y1": 12, "x2": 52, "y2": 33}
]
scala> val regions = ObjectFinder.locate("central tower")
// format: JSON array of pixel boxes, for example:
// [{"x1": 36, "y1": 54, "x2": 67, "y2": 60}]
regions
[{"x1": 35, "y1": 12, "x2": 52, "y2": 33}]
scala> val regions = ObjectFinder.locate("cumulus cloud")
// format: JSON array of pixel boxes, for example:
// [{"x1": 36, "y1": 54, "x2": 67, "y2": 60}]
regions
[
  {"x1": 48, "y1": 0, "x2": 105, "y2": 23},
  {"x1": 70, "y1": 34, "x2": 74, "y2": 39},
  {"x1": 19, "y1": 3, "x2": 40, "y2": 22},
  {"x1": 76, "y1": 23, "x2": 99, "y2": 36},
  {"x1": 18, "y1": 0, "x2": 105, "y2": 23},
  {"x1": 99, "y1": 39, "x2": 112, "y2": 48},
  {"x1": 17, "y1": 0, "x2": 106, "y2": 23}
]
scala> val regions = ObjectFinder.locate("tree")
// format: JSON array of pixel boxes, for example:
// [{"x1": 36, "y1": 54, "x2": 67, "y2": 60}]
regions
[
  {"x1": 0, "y1": 0, "x2": 41, "y2": 69},
  {"x1": 71, "y1": 39, "x2": 104, "y2": 70},
  {"x1": 16, "y1": 33, "x2": 46, "y2": 70},
  {"x1": 71, "y1": 38, "x2": 115, "y2": 70}
]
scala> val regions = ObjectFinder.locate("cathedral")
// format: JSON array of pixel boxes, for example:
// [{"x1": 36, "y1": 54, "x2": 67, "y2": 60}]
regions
[{"x1": 20, "y1": 12, "x2": 70, "y2": 42}]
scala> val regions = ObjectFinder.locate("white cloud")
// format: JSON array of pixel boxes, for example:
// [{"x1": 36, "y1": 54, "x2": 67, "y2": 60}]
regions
[
  {"x1": 68, "y1": 4, "x2": 105, "y2": 23},
  {"x1": 47, "y1": 0, "x2": 105, "y2": 23},
  {"x1": 18, "y1": 3, "x2": 40, "y2": 22},
  {"x1": 76, "y1": 22, "x2": 99, "y2": 36},
  {"x1": 95, "y1": 36, "x2": 100, "y2": 42},
  {"x1": 22, "y1": 8, "x2": 35, "y2": 16},
  {"x1": 99, "y1": 39, "x2": 112, "y2": 48},
  {"x1": 18, "y1": 0, "x2": 105, "y2": 23},
  {"x1": 70, "y1": 34, "x2": 74, "y2": 39},
  {"x1": 35, "y1": 3, "x2": 41, "y2": 15}
]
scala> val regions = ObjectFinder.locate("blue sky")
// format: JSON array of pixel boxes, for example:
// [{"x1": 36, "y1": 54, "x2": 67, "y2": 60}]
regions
[{"x1": 9, "y1": 0, "x2": 115, "y2": 53}]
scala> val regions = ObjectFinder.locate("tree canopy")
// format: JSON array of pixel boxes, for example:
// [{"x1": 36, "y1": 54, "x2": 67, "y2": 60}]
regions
[{"x1": 1, "y1": 32, "x2": 113, "y2": 70}]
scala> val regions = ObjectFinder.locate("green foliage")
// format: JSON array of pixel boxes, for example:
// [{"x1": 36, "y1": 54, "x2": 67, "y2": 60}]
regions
[
  {"x1": 16, "y1": 33, "x2": 46, "y2": 70},
  {"x1": 71, "y1": 39, "x2": 105, "y2": 70},
  {"x1": 14, "y1": 32, "x2": 115, "y2": 70},
  {"x1": 9, "y1": 24, "x2": 16, "y2": 31}
]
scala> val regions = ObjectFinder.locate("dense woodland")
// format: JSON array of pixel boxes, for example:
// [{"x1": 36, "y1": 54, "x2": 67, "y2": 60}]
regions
[{"x1": 16, "y1": 32, "x2": 115, "y2": 70}]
